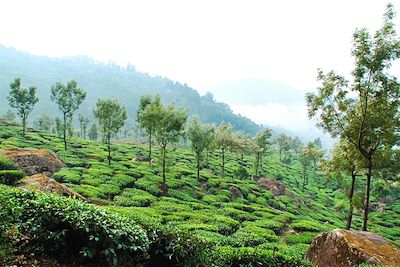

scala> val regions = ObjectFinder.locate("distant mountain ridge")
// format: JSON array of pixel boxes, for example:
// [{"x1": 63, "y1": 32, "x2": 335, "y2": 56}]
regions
[{"x1": 0, "y1": 45, "x2": 261, "y2": 135}]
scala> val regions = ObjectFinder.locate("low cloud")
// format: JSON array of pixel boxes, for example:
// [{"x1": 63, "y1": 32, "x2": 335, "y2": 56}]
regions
[{"x1": 230, "y1": 103, "x2": 315, "y2": 132}]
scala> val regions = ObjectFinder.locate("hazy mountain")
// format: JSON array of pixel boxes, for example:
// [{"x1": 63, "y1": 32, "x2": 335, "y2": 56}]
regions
[
  {"x1": 0, "y1": 45, "x2": 262, "y2": 135},
  {"x1": 204, "y1": 78, "x2": 334, "y2": 148}
]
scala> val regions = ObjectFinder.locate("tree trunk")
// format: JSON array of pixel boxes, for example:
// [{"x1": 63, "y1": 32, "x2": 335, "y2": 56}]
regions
[
  {"x1": 362, "y1": 159, "x2": 372, "y2": 231},
  {"x1": 22, "y1": 113, "x2": 26, "y2": 137},
  {"x1": 313, "y1": 160, "x2": 317, "y2": 175},
  {"x1": 148, "y1": 133, "x2": 152, "y2": 160},
  {"x1": 255, "y1": 152, "x2": 260, "y2": 177},
  {"x1": 107, "y1": 134, "x2": 111, "y2": 165},
  {"x1": 279, "y1": 149, "x2": 282, "y2": 163},
  {"x1": 63, "y1": 113, "x2": 67, "y2": 150},
  {"x1": 205, "y1": 149, "x2": 209, "y2": 167},
  {"x1": 346, "y1": 170, "x2": 356, "y2": 230},
  {"x1": 197, "y1": 151, "x2": 200, "y2": 180},
  {"x1": 302, "y1": 167, "x2": 306, "y2": 190},
  {"x1": 221, "y1": 147, "x2": 225, "y2": 178},
  {"x1": 162, "y1": 146, "x2": 167, "y2": 192}
]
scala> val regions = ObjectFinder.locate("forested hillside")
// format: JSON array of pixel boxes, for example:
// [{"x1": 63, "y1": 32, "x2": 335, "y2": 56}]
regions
[{"x1": 0, "y1": 45, "x2": 261, "y2": 135}]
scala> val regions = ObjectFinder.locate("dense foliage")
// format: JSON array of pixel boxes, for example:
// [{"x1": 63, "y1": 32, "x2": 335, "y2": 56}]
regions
[
  {"x1": 0, "y1": 184, "x2": 149, "y2": 266},
  {"x1": 1, "y1": 122, "x2": 399, "y2": 266},
  {"x1": 306, "y1": 3, "x2": 400, "y2": 231}
]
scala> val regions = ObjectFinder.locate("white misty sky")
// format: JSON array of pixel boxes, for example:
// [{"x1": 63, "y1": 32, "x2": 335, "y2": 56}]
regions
[{"x1": 0, "y1": 0, "x2": 398, "y2": 132}]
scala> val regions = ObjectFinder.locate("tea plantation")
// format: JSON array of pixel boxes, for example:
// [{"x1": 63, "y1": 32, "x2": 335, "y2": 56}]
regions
[{"x1": 0, "y1": 123, "x2": 399, "y2": 266}]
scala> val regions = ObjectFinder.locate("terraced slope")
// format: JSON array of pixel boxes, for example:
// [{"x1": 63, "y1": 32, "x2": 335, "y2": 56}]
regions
[{"x1": 0, "y1": 122, "x2": 399, "y2": 266}]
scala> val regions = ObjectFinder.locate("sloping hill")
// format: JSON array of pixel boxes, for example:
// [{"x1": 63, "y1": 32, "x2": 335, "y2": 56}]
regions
[
  {"x1": 0, "y1": 45, "x2": 261, "y2": 135},
  {"x1": 0, "y1": 122, "x2": 399, "y2": 266}
]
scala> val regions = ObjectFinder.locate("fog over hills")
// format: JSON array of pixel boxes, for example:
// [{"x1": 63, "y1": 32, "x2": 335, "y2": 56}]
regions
[
  {"x1": 0, "y1": 44, "x2": 332, "y2": 146},
  {"x1": 0, "y1": 45, "x2": 262, "y2": 135},
  {"x1": 203, "y1": 79, "x2": 334, "y2": 147}
]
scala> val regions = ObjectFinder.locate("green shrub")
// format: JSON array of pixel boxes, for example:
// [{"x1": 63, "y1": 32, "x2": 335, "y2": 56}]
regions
[
  {"x1": 108, "y1": 206, "x2": 163, "y2": 226},
  {"x1": 247, "y1": 193, "x2": 256, "y2": 202},
  {"x1": 177, "y1": 222, "x2": 220, "y2": 232},
  {"x1": 146, "y1": 226, "x2": 210, "y2": 267},
  {"x1": 53, "y1": 168, "x2": 81, "y2": 184},
  {"x1": 168, "y1": 187, "x2": 202, "y2": 202},
  {"x1": 135, "y1": 176, "x2": 162, "y2": 195},
  {"x1": 114, "y1": 195, "x2": 156, "y2": 207},
  {"x1": 285, "y1": 231, "x2": 319, "y2": 245},
  {"x1": 192, "y1": 230, "x2": 234, "y2": 245},
  {"x1": 242, "y1": 219, "x2": 284, "y2": 233},
  {"x1": 0, "y1": 170, "x2": 25, "y2": 185},
  {"x1": 233, "y1": 166, "x2": 249, "y2": 179},
  {"x1": 231, "y1": 226, "x2": 278, "y2": 246},
  {"x1": 255, "y1": 196, "x2": 268, "y2": 205},
  {"x1": 356, "y1": 264, "x2": 386, "y2": 267},
  {"x1": 112, "y1": 174, "x2": 134, "y2": 188},
  {"x1": 0, "y1": 185, "x2": 149, "y2": 266},
  {"x1": 83, "y1": 165, "x2": 112, "y2": 177},
  {"x1": 208, "y1": 246, "x2": 311, "y2": 267},
  {"x1": 152, "y1": 200, "x2": 192, "y2": 212},
  {"x1": 0, "y1": 156, "x2": 15, "y2": 170},
  {"x1": 275, "y1": 212, "x2": 295, "y2": 223},
  {"x1": 98, "y1": 183, "x2": 121, "y2": 199},
  {"x1": 291, "y1": 220, "x2": 327, "y2": 232},
  {"x1": 222, "y1": 207, "x2": 256, "y2": 222},
  {"x1": 80, "y1": 176, "x2": 106, "y2": 187},
  {"x1": 203, "y1": 194, "x2": 230, "y2": 203},
  {"x1": 71, "y1": 184, "x2": 105, "y2": 199}
]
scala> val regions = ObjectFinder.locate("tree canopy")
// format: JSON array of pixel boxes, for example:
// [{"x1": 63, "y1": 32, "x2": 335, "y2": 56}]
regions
[
  {"x1": 306, "y1": 3, "x2": 400, "y2": 231},
  {"x1": 93, "y1": 99, "x2": 128, "y2": 165},
  {"x1": 50, "y1": 80, "x2": 86, "y2": 150},
  {"x1": 7, "y1": 78, "x2": 39, "y2": 136}
]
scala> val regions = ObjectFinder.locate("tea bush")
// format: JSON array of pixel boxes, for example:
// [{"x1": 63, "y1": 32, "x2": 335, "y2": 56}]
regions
[
  {"x1": 0, "y1": 170, "x2": 25, "y2": 185},
  {"x1": 0, "y1": 184, "x2": 149, "y2": 266}
]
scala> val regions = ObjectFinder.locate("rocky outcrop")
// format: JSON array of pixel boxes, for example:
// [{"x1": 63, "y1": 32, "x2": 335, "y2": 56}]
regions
[
  {"x1": 257, "y1": 178, "x2": 302, "y2": 206},
  {"x1": 229, "y1": 186, "x2": 244, "y2": 200},
  {"x1": 1, "y1": 148, "x2": 84, "y2": 201},
  {"x1": 306, "y1": 229, "x2": 400, "y2": 267},
  {"x1": 257, "y1": 178, "x2": 286, "y2": 196},
  {"x1": 1, "y1": 148, "x2": 65, "y2": 176},
  {"x1": 16, "y1": 173, "x2": 85, "y2": 201}
]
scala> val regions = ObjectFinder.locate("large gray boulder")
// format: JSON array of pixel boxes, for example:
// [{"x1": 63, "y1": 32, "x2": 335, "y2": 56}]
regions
[{"x1": 306, "y1": 229, "x2": 400, "y2": 267}]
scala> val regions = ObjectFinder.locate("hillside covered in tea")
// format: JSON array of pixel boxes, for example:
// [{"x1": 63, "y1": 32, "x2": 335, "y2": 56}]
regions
[{"x1": 0, "y1": 121, "x2": 399, "y2": 266}]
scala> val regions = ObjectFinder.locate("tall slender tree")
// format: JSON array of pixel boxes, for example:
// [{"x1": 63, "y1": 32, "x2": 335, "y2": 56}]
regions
[
  {"x1": 33, "y1": 114, "x2": 53, "y2": 132},
  {"x1": 306, "y1": 4, "x2": 400, "y2": 230},
  {"x1": 253, "y1": 129, "x2": 272, "y2": 177},
  {"x1": 7, "y1": 78, "x2": 39, "y2": 136},
  {"x1": 93, "y1": 99, "x2": 127, "y2": 165},
  {"x1": 154, "y1": 103, "x2": 187, "y2": 192},
  {"x1": 232, "y1": 131, "x2": 251, "y2": 164},
  {"x1": 214, "y1": 122, "x2": 234, "y2": 178},
  {"x1": 137, "y1": 95, "x2": 161, "y2": 160},
  {"x1": 88, "y1": 123, "x2": 98, "y2": 141},
  {"x1": 291, "y1": 136, "x2": 303, "y2": 156},
  {"x1": 275, "y1": 133, "x2": 291, "y2": 163},
  {"x1": 299, "y1": 146, "x2": 313, "y2": 189},
  {"x1": 79, "y1": 113, "x2": 90, "y2": 139},
  {"x1": 187, "y1": 117, "x2": 215, "y2": 180},
  {"x1": 50, "y1": 80, "x2": 86, "y2": 150},
  {"x1": 323, "y1": 139, "x2": 363, "y2": 230}
]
